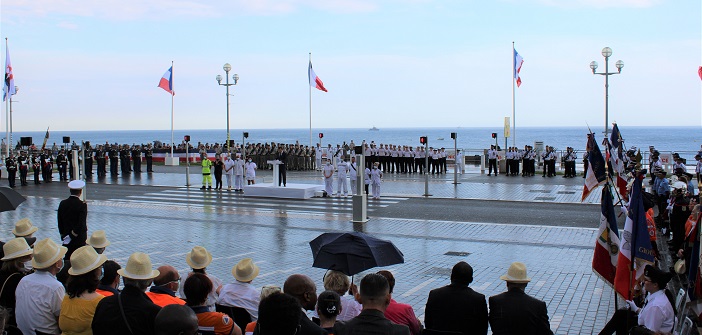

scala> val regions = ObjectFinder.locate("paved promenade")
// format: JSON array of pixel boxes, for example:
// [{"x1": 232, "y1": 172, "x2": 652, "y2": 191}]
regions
[{"x1": 2, "y1": 165, "x2": 617, "y2": 334}]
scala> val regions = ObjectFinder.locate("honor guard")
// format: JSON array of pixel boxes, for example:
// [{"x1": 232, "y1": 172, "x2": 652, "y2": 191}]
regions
[
  {"x1": 84, "y1": 141, "x2": 93, "y2": 176},
  {"x1": 6, "y1": 153, "x2": 17, "y2": 188},
  {"x1": 18, "y1": 150, "x2": 29, "y2": 186},
  {"x1": 131, "y1": 145, "x2": 142, "y2": 173},
  {"x1": 56, "y1": 150, "x2": 68, "y2": 181},
  {"x1": 109, "y1": 145, "x2": 119, "y2": 175},
  {"x1": 40, "y1": 149, "x2": 53, "y2": 182},
  {"x1": 31, "y1": 151, "x2": 41, "y2": 184},
  {"x1": 145, "y1": 144, "x2": 153, "y2": 172},
  {"x1": 120, "y1": 145, "x2": 131, "y2": 174},
  {"x1": 95, "y1": 146, "x2": 105, "y2": 177}
]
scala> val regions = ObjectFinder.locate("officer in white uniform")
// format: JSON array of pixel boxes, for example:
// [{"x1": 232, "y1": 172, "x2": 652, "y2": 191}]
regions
[
  {"x1": 323, "y1": 160, "x2": 335, "y2": 196},
  {"x1": 455, "y1": 150, "x2": 464, "y2": 174},
  {"x1": 337, "y1": 159, "x2": 349, "y2": 197},
  {"x1": 245, "y1": 157, "x2": 257, "y2": 184},
  {"x1": 349, "y1": 156, "x2": 358, "y2": 194},
  {"x1": 488, "y1": 145, "x2": 497, "y2": 176},
  {"x1": 370, "y1": 162, "x2": 383, "y2": 199},
  {"x1": 315, "y1": 143, "x2": 323, "y2": 171},
  {"x1": 224, "y1": 154, "x2": 235, "y2": 191},
  {"x1": 234, "y1": 153, "x2": 245, "y2": 192}
]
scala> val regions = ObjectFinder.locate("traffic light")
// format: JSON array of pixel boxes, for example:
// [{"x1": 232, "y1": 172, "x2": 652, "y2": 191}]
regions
[
  {"x1": 491, "y1": 132, "x2": 497, "y2": 139},
  {"x1": 419, "y1": 136, "x2": 428, "y2": 144},
  {"x1": 319, "y1": 133, "x2": 324, "y2": 138},
  {"x1": 450, "y1": 132, "x2": 457, "y2": 139}
]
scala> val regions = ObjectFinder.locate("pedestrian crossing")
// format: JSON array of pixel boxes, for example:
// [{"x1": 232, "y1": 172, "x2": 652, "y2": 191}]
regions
[{"x1": 107, "y1": 188, "x2": 408, "y2": 215}]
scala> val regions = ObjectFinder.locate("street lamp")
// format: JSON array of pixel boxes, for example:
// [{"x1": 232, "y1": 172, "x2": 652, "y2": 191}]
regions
[
  {"x1": 216, "y1": 63, "x2": 239, "y2": 154},
  {"x1": 590, "y1": 47, "x2": 624, "y2": 138}
]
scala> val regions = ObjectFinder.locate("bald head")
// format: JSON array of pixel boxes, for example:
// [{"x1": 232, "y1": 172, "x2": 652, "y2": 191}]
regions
[
  {"x1": 283, "y1": 274, "x2": 317, "y2": 311},
  {"x1": 155, "y1": 305, "x2": 198, "y2": 335},
  {"x1": 154, "y1": 265, "x2": 179, "y2": 286}
]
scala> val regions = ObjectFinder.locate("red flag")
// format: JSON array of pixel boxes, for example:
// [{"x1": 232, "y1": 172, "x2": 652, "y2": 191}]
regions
[
  {"x1": 698, "y1": 66, "x2": 702, "y2": 81},
  {"x1": 308, "y1": 61, "x2": 328, "y2": 92},
  {"x1": 593, "y1": 185, "x2": 620, "y2": 286}
]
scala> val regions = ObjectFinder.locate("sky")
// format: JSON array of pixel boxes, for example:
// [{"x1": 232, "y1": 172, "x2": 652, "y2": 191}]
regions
[{"x1": 1, "y1": 0, "x2": 701, "y2": 132}]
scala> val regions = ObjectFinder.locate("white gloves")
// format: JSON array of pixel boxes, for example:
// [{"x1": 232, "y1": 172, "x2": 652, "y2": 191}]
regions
[{"x1": 626, "y1": 300, "x2": 640, "y2": 313}]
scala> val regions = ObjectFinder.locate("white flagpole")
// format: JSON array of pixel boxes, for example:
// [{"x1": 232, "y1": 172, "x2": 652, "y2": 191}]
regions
[
  {"x1": 4, "y1": 38, "x2": 9, "y2": 158},
  {"x1": 512, "y1": 41, "x2": 517, "y2": 147},
  {"x1": 309, "y1": 52, "x2": 312, "y2": 149},
  {"x1": 170, "y1": 60, "x2": 174, "y2": 159}
]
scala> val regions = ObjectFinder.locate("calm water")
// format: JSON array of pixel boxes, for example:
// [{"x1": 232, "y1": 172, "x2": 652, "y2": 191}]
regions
[{"x1": 9, "y1": 126, "x2": 702, "y2": 155}]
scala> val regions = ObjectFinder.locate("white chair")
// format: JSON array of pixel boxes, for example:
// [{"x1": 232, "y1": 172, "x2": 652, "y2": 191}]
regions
[{"x1": 679, "y1": 317, "x2": 693, "y2": 335}]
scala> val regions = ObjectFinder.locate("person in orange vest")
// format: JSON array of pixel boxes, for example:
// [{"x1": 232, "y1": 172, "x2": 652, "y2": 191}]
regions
[
  {"x1": 201, "y1": 156, "x2": 213, "y2": 190},
  {"x1": 96, "y1": 260, "x2": 121, "y2": 297},
  {"x1": 147, "y1": 265, "x2": 186, "y2": 307}
]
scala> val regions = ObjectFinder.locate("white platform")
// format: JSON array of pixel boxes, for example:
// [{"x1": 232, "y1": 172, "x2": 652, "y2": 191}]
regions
[
  {"x1": 243, "y1": 183, "x2": 324, "y2": 199},
  {"x1": 164, "y1": 156, "x2": 180, "y2": 166}
]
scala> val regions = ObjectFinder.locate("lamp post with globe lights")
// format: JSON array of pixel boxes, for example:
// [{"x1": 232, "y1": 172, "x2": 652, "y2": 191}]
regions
[
  {"x1": 216, "y1": 63, "x2": 239, "y2": 154},
  {"x1": 590, "y1": 47, "x2": 624, "y2": 138}
]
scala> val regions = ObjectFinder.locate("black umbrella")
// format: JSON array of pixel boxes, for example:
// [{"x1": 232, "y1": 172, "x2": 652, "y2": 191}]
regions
[
  {"x1": 310, "y1": 232, "x2": 404, "y2": 276},
  {"x1": 0, "y1": 187, "x2": 26, "y2": 212}
]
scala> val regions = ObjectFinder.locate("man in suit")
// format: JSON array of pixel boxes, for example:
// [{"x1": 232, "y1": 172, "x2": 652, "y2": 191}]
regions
[
  {"x1": 283, "y1": 274, "x2": 327, "y2": 335},
  {"x1": 425, "y1": 261, "x2": 488, "y2": 335},
  {"x1": 488, "y1": 262, "x2": 553, "y2": 335},
  {"x1": 335, "y1": 273, "x2": 410, "y2": 335},
  {"x1": 276, "y1": 146, "x2": 287, "y2": 187}
]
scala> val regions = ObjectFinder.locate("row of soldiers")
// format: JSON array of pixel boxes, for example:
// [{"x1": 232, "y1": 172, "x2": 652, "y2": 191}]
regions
[
  {"x1": 4, "y1": 149, "x2": 57, "y2": 187},
  {"x1": 487, "y1": 145, "x2": 579, "y2": 177}
]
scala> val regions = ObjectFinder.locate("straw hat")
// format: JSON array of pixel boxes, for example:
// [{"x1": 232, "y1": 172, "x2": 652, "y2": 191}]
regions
[
  {"x1": 232, "y1": 258, "x2": 260, "y2": 282},
  {"x1": 186, "y1": 246, "x2": 212, "y2": 269},
  {"x1": 1, "y1": 237, "x2": 33, "y2": 261},
  {"x1": 68, "y1": 245, "x2": 107, "y2": 276},
  {"x1": 87, "y1": 230, "x2": 111, "y2": 249},
  {"x1": 499, "y1": 262, "x2": 531, "y2": 283},
  {"x1": 117, "y1": 252, "x2": 160, "y2": 280},
  {"x1": 32, "y1": 238, "x2": 68, "y2": 269},
  {"x1": 674, "y1": 259, "x2": 686, "y2": 275},
  {"x1": 12, "y1": 218, "x2": 38, "y2": 237}
]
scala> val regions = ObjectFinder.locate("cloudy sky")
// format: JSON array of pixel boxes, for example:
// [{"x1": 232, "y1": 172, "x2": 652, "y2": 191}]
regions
[{"x1": 1, "y1": 0, "x2": 700, "y2": 131}]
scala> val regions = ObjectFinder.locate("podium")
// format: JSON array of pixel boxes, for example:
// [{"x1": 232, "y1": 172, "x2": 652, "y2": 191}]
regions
[{"x1": 267, "y1": 160, "x2": 282, "y2": 187}]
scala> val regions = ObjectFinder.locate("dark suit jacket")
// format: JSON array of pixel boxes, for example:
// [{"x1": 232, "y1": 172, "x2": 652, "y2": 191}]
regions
[
  {"x1": 57, "y1": 195, "x2": 87, "y2": 258},
  {"x1": 488, "y1": 288, "x2": 553, "y2": 335},
  {"x1": 299, "y1": 311, "x2": 328, "y2": 335},
  {"x1": 92, "y1": 285, "x2": 162, "y2": 335},
  {"x1": 276, "y1": 152, "x2": 287, "y2": 165},
  {"x1": 425, "y1": 284, "x2": 488, "y2": 335},
  {"x1": 335, "y1": 309, "x2": 410, "y2": 335}
]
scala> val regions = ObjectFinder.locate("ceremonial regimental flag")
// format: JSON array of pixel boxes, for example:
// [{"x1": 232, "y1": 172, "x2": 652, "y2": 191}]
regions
[
  {"x1": 41, "y1": 127, "x2": 50, "y2": 150},
  {"x1": 514, "y1": 48, "x2": 524, "y2": 87},
  {"x1": 688, "y1": 213, "x2": 702, "y2": 318},
  {"x1": 158, "y1": 66, "x2": 174, "y2": 95},
  {"x1": 593, "y1": 185, "x2": 620, "y2": 286},
  {"x1": 609, "y1": 124, "x2": 629, "y2": 200},
  {"x1": 3, "y1": 41, "x2": 15, "y2": 102},
  {"x1": 308, "y1": 61, "x2": 328, "y2": 92},
  {"x1": 582, "y1": 133, "x2": 607, "y2": 201},
  {"x1": 613, "y1": 176, "x2": 655, "y2": 299}
]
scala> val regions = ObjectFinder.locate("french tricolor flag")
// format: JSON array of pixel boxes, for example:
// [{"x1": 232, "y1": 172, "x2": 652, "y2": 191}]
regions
[
  {"x1": 514, "y1": 48, "x2": 523, "y2": 87},
  {"x1": 308, "y1": 61, "x2": 328, "y2": 92},
  {"x1": 158, "y1": 66, "x2": 174, "y2": 95}
]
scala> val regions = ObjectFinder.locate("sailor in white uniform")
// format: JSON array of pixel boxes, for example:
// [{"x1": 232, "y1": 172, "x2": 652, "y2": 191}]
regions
[
  {"x1": 337, "y1": 159, "x2": 349, "y2": 197},
  {"x1": 323, "y1": 159, "x2": 335, "y2": 196}
]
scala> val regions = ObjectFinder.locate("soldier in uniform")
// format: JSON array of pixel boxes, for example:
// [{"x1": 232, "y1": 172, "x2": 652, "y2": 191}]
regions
[
  {"x1": 120, "y1": 145, "x2": 131, "y2": 175},
  {"x1": 18, "y1": 150, "x2": 29, "y2": 186},
  {"x1": 56, "y1": 149, "x2": 68, "y2": 181},
  {"x1": 131, "y1": 145, "x2": 142, "y2": 173},
  {"x1": 84, "y1": 141, "x2": 93, "y2": 177},
  {"x1": 31, "y1": 151, "x2": 41, "y2": 184},
  {"x1": 109, "y1": 145, "x2": 119, "y2": 176},
  {"x1": 144, "y1": 144, "x2": 153, "y2": 172},
  {"x1": 6, "y1": 153, "x2": 17, "y2": 188},
  {"x1": 41, "y1": 149, "x2": 53, "y2": 182},
  {"x1": 95, "y1": 145, "x2": 105, "y2": 177}
]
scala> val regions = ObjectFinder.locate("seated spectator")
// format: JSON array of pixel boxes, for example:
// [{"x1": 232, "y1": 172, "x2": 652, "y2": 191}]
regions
[
  {"x1": 95, "y1": 260, "x2": 120, "y2": 297},
  {"x1": 92, "y1": 252, "x2": 162, "y2": 335},
  {"x1": 155, "y1": 304, "x2": 199, "y2": 335},
  {"x1": 317, "y1": 290, "x2": 342, "y2": 333},
  {"x1": 147, "y1": 265, "x2": 186, "y2": 307},
  {"x1": 283, "y1": 274, "x2": 327, "y2": 335},
  {"x1": 184, "y1": 273, "x2": 241, "y2": 335},
  {"x1": 376, "y1": 270, "x2": 421, "y2": 335},
  {"x1": 87, "y1": 230, "x2": 110, "y2": 255},
  {"x1": 334, "y1": 273, "x2": 409, "y2": 335},
  {"x1": 15, "y1": 238, "x2": 67, "y2": 335},
  {"x1": 12, "y1": 218, "x2": 38, "y2": 248},
  {"x1": 254, "y1": 292, "x2": 302, "y2": 335},
  {"x1": 0, "y1": 237, "x2": 34, "y2": 332},
  {"x1": 180, "y1": 246, "x2": 222, "y2": 311},
  {"x1": 244, "y1": 285, "x2": 281, "y2": 335},
  {"x1": 217, "y1": 258, "x2": 260, "y2": 320},
  {"x1": 321, "y1": 270, "x2": 361, "y2": 322},
  {"x1": 59, "y1": 245, "x2": 107, "y2": 335},
  {"x1": 424, "y1": 261, "x2": 488, "y2": 335}
]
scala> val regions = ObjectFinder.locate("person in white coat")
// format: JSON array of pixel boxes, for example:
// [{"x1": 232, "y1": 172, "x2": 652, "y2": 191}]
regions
[
  {"x1": 349, "y1": 156, "x2": 358, "y2": 195},
  {"x1": 245, "y1": 157, "x2": 257, "y2": 185},
  {"x1": 323, "y1": 160, "x2": 335, "y2": 196},
  {"x1": 234, "y1": 153, "x2": 245, "y2": 192},
  {"x1": 337, "y1": 159, "x2": 349, "y2": 197},
  {"x1": 370, "y1": 162, "x2": 383, "y2": 199},
  {"x1": 223, "y1": 154, "x2": 235, "y2": 191},
  {"x1": 455, "y1": 150, "x2": 464, "y2": 174}
]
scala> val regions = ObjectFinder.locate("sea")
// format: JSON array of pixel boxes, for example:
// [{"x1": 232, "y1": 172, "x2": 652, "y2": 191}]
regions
[{"x1": 8, "y1": 126, "x2": 702, "y2": 157}]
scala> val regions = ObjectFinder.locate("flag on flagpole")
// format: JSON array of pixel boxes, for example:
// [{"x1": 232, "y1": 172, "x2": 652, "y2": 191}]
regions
[
  {"x1": 41, "y1": 127, "x2": 50, "y2": 151},
  {"x1": 592, "y1": 184, "x2": 621, "y2": 286},
  {"x1": 698, "y1": 66, "x2": 702, "y2": 81},
  {"x1": 582, "y1": 133, "x2": 607, "y2": 201},
  {"x1": 158, "y1": 66, "x2": 174, "y2": 95},
  {"x1": 3, "y1": 41, "x2": 16, "y2": 102},
  {"x1": 613, "y1": 175, "x2": 655, "y2": 299},
  {"x1": 513, "y1": 48, "x2": 524, "y2": 87},
  {"x1": 608, "y1": 124, "x2": 629, "y2": 201},
  {"x1": 308, "y1": 61, "x2": 328, "y2": 92}
]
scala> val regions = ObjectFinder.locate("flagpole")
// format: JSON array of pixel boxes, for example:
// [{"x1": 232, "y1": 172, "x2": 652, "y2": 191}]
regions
[
  {"x1": 4, "y1": 38, "x2": 8, "y2": 158},
  {"x1": 170, "y1": 61, "x2": 174, "y2": 159},
  {"x1": 512, "y1": 41, "x2": 517, "y2": 147},
  {"x1": 309, "y1": 52, "x2": 313, "y2": 149}
]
